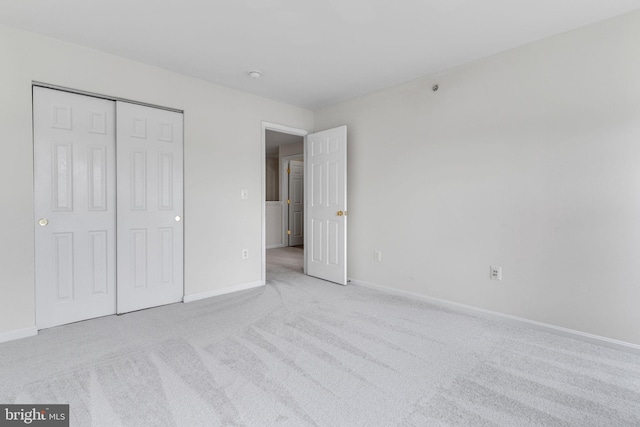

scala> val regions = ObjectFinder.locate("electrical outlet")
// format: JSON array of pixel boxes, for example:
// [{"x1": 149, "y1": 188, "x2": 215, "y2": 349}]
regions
[
  {"x1": 242, "y1": 249, "x2": 249, "y2": 259},
  {"x1": 489, "y1": 265, "x2": 502, "y2": 280},
  {"x1": 374, "y1": 250, "x2": 382, "y2": 262}
]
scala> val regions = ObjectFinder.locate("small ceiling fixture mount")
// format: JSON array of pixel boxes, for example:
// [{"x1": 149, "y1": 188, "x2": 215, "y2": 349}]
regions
[{"x1": 248, "y1": 70, "x2": 262, "y2": 79}]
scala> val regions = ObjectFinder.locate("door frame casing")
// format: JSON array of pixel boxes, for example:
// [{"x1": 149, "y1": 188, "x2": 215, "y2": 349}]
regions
[
  {"x1": 261, "y1": 122, "x2": 309, "y2": 285},
  {"x1": 32, "y1": 81, "x2": 182, "y2": 113}
]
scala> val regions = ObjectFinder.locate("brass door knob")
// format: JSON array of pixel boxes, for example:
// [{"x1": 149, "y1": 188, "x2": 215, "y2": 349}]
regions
[{"x1": 337, "y1": 211, "x2": 344, "y2": 216}]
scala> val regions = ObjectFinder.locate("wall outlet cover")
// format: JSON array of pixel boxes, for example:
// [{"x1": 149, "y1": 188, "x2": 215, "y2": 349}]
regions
[{"x1": 490, "y1": 265, "x2": 502, "y2": 280}]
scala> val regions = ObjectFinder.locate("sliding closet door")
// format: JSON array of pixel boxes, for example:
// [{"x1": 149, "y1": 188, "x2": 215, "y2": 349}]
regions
[
  {"x1": 116, "y1": 102, "x2": 184, "y2": 313},
  {"x1": 34, "y1": 87, "x2": 117, "y2": 328}
]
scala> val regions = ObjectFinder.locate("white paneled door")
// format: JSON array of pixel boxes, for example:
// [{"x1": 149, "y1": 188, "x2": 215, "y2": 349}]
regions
[
  {"x1": 34, "y1": 87, "x2": 117, "y2": 328},
  {"x1": 34, "y1": 88, "x2": 184, "y2": 327},
  {"x1": 305, "y1": 126, "x2": 347, "y2": 285},
  {"x1": 116, "y1": 102, "x2": 184, "y2": 313},
  {"x1": 288, "y1": 160, "x2": 304, "y2": 246}
]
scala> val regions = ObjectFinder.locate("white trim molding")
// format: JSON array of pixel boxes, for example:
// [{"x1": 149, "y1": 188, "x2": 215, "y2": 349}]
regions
[
  {"x1": 349, "y1": 278, "x2": 640, "y2": 355},
  {"x1": 266, "y1": 244, "x2": 287, "y2": 250},
  {"x1": 183, "y1": 281, "x2": 264, "y2": 303},
  {"x1": 266, "y1": 201, "x2": 286, "y2": 249},
  {"x1": 0, "y1": 326, "x2": 38, "y2": 344}
]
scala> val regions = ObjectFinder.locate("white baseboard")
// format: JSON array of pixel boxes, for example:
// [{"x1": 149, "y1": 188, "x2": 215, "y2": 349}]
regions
[
  {"x1": 0, "y1": 326, "x2": 38, "y2": 344},
  {"x1": 349, "y1": 278, "x2": 640, "y2": 355},
  {"x1": 266, "y1": 244, "x2": 286, "y2": 249},
  {"x1": 183, "y1": 280, "x2": 264, "y2": 303}
]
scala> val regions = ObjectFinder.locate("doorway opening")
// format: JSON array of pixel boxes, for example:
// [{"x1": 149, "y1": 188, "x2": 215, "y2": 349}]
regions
[
  {"x1": 262, "y1": 123, "x2": 348, "y2": 286},
  {"x1": 262, "y1": 123, "x2": 309, "y2": 283},
  {"x1": 265, "y1": 130, "x2": 304, "y2": 249}
]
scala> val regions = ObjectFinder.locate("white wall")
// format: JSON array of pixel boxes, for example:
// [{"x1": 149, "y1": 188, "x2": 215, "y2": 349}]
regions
[
  {"x1": 266, "y1": 157, "x2": 279, "y2": 201},
  {"x1": 266, "y1": 202, "x2": 285, "y2": 248},
  {"x1": 314, "y1": 11, "x2": 640, "y2": 346},
  {"x1": 279, "y1": 141, "x2": 303, "y2": 158},
  {"x1": 0, "y1": 25, "x2": 313, "y2": 337}
]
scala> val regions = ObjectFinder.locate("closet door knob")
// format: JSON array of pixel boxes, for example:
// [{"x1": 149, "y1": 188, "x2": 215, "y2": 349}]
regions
[
  {"x1": 38, "y1": 218, "x2": 49, "y2": 226},
  {"x1": 175, "y1": 216, "x2": 181, "y2": 222}
]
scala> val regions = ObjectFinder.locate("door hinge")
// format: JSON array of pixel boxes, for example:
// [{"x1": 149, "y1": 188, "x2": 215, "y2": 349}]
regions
[
  {"x1": 287, "y1": 167, "x2": 291, "y2": 174},
  {"x1": 287, "y1": 199, "x2": 291, "y2": 205},
  {"x1": 287, "y1": 230, "x2": 291, "y2": 235}
]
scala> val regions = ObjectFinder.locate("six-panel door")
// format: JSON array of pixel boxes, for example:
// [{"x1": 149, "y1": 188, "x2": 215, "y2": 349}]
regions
[
  {"x1": 306, "y1": 126, "x2": 347, "y2": 285},
  {"x1": 34, "y1": 87, "x2": 117, "y2": 328},
  {"x1": 116, "y1": 101, "x2": 184, "y2": 313},
  {"x1": 34, "y1": 88, "x2": 184, "y2": 328}
]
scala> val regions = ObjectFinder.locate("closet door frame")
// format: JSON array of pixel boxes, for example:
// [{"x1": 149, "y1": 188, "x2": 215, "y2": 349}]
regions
[{"x1": 32, "y1": 83, "x2": 185, "y2": 328}]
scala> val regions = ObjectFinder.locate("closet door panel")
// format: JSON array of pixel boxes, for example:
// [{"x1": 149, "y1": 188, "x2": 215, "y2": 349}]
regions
[
  {"x1": 116, "y1": 102, "x2": 184, "y2": 313},
  {"x1": 34, "y1": 87, "x2": 117, "y2": 328}
]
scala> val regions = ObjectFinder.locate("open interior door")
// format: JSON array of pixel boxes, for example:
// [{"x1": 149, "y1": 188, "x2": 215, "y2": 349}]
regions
[{"x1": 305, "y1": 126, "x2": 347, "y2": 285}]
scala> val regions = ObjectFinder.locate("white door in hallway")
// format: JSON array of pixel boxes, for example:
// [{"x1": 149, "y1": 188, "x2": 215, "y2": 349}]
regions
[
  {"x1": 34, "y1": 87, "x2": 117, "y2": 328},
  {"x1": 305, "y1": 126, "x2": 347, "y2": 285},
  {"x1": 288, "y1": 160, "x2": 304, "y2": 246},
  {"x1": 116, "y1": 102, "x2": 184, "y2": 313}
]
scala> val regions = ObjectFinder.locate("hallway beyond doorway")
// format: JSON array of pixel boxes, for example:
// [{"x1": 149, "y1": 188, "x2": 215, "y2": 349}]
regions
[{"x1": 266, "y1": 246, "x2": 303, "y2": 276}]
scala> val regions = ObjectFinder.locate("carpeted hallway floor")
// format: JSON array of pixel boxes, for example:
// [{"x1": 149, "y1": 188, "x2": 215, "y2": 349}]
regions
[{"x1": 0, "y1": 246, "x2": 639, "y2": 426}]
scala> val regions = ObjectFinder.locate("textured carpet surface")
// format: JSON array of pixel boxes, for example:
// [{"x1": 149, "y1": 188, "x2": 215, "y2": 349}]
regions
[{"x1": 1, "y1": 247, "x2": 639, "y2": 426}]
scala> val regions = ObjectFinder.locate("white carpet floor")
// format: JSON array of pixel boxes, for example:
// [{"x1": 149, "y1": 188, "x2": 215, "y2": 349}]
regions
[{"x1": 0, "y1": 246, "x2": 639, "y2": 426}]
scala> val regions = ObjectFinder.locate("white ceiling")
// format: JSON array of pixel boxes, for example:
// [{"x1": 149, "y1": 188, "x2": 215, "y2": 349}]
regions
[{"x1": 1, "y1": 1, "x2": 639, "y2": 110}]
